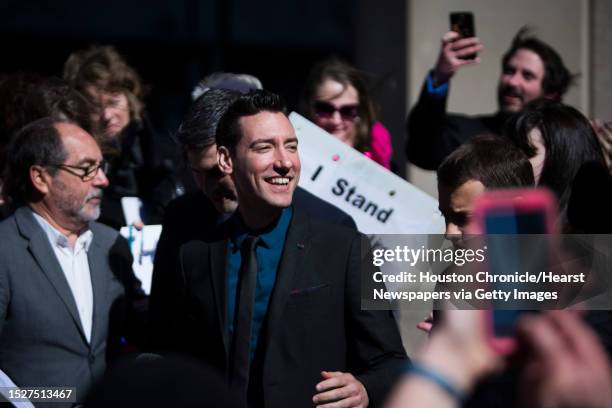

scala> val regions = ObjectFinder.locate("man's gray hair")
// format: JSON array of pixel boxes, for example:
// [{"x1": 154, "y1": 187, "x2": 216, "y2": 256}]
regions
[{"x1": 191, "y1": 72, "x2": 263, "y2": 101}]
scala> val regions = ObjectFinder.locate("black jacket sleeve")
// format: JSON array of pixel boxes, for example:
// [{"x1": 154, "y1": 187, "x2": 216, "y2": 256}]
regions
[
  {"x1": 406, "y1": 75, "x2": 496, "y2": 171},
  {"x1": 406, "y1": 75, "x2": 458, "y2": 170},
  {"x1": 348, "y1": 233, "x2": 409, "y2": 406}
]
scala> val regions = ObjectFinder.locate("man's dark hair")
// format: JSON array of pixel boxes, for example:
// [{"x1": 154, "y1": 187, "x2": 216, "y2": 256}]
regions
[
  {"x1": 0, "y1": 73, "x2": 44, "y2": 139},
  {"x1": 505, "y1": 98, "x2": 604, "y2": 212},
  {"x1": 3, "y1": 117, "x2": 69, "y2": 207},
  {"x1": 24, "y1": 77, "x2": 97, "y2": 136},
  {"x1": 437, "y1": 134, "x2": 535, "y2": 190},
  {"x1": 175, "y1": 88, "x2": 241, "y2": 150},
  {"x1": 0, "y1": 73, "x2": 45, "y2": 171},
  {"x1": 502, "y1": 27, "x2": 574, "y2": 99},
  {"x1": 216, "y1": 89, "x2": 287, "y2": 154},
  {"x1": 0, "y1": 75, "x2": 97, "y2": 175}
]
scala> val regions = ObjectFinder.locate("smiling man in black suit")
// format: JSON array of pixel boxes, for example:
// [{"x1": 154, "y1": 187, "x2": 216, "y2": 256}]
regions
[
  {"x1": 148, "y1": 86, "x2": 358, "y2": 355},
  {"x1": 156, "y1": 90, "x2": 407, "y2": 408}
]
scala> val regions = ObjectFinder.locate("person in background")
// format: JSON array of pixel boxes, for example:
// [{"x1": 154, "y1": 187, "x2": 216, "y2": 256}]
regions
[
  {"x1": 64, "y1": 45, "x2": 182, "y2": 228},
  {"x1": 416, "y1": 134, "x2": 535, "y2": 333},
  {"x1": 0, "y1": 75, "x2": 96, "y2": 220},
  {"x1": 300, "y1": 58, "x2": 393, "y2": 170},
  {"x1": 63, "y1": 46, "x2": 146, "y2": 142},
  {"x1": 23, "y1": 77, "x2": 98, "y2": 137},
  {"x1": 419, "y1": 134, "x2": 612, "y2": 408},
  {"x1": 592, "y1": 119, "x2": 612, "y2": 172},
  {"x1": 406, "y1": 27, "x2": 573, "y2": 170},
  {"x1": 0, "y1": 73, "x2": 44, "y2": 159},
  {"x1": 0, "y1": 73, "x2": 44, "y2": 219},
  {"x1": 504, "y1": 99, "x2": 605, "y2": 226},
  {"x1": 437, "y1": 134, "x2": 535, "y2": 245}
]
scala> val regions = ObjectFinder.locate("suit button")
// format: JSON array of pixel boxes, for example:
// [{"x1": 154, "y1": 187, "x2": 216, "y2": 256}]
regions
[{"x1": 88, "y1": 354, "x2": 95, "y2": 364}]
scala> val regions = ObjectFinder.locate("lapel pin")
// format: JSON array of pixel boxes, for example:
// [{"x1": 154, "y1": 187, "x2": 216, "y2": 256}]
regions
[{"x1": 297, "y1": 243, "x2": 305, "y2": 249}]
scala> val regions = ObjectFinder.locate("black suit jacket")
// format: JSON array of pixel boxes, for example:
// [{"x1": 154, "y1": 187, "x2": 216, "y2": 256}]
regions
[
  {"x1": 152, "y1": 207, "x2": 406, "y2": 407},
  {"x1": 148, "y1": 188, "x2": 357, "y2": 350},
  {"x1": 406, "y1": 75, "x2": 508, "y2": 170},
  {"x1": 0, "y1": 208, "x2": 145, "y2": 404}
]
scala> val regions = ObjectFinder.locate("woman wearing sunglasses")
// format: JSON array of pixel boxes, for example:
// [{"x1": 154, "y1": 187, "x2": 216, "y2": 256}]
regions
[{"x1": 299, "y1": 58, "x2": 392, "y2": 170}]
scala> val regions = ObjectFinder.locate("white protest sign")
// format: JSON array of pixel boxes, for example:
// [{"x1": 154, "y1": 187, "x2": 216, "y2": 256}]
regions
[
  {"x1": 289, "y1": 112, "x2": 444, "y2": 235},
  {"x1": 119, "y1": 224, "x2": 162, "y2": 295},
  {"x1": 121, "y1": 197, "x2": 144, "y2": 225}
]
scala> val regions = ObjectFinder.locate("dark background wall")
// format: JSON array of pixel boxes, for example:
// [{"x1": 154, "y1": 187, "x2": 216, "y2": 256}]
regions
[{"x1": 2, "y1": 0, "x2": 406, "y2": 175}]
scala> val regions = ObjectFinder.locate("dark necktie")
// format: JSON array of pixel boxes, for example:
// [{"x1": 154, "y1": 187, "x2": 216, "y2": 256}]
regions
[{"x1": 230, "y1": 235, "x2": 259, "y2": 395}]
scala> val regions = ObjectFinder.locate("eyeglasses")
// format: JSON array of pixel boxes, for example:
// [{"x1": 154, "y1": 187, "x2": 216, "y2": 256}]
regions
[
  {"x1": 49, "y1": 161, "x2": 110, "y2": 182},
  {"x1": 312, "y1": 101, "x2": 359, "y2": 121}
]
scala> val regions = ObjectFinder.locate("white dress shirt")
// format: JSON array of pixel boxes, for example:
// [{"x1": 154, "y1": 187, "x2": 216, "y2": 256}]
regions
[{"x1": 32, "y1": 210, "x2": 94, "y2": 343}]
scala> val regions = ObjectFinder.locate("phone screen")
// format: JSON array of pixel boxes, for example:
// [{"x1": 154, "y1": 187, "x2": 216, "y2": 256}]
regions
[
  {"x1": 485, "y1": 207, "x2": 548, "y2": 336},
  {"x1": 449, "y1": 12, "x2": 477, "y2": 59},
  {"x1": 450, "y1": 12, "x2": 475, "y2": 38},
  {"x1": 485, "y1": 210, "x2": 547, "y2": 234}
]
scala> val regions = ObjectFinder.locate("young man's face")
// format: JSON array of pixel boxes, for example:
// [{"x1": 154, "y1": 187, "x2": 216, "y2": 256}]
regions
[
  {"x1": 220, "y1": 111, "x2": 300, "y2": 220},
  {"x1": 438, "y1": 179, "x2": 486, "y2": 245},
  {"x1": 497, "y1": 48, "x2": 547, "y2": 113}
]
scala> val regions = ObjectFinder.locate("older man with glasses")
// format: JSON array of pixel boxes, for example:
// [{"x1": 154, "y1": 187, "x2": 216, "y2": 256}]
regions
[{"x1": 0, "y1": 117, "x2": 145, "y2": 406}]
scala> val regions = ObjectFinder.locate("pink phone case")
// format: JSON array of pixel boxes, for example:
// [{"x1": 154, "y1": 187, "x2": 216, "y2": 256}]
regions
[{"x1": 470, "y1": 188, "x2": 558, "y2": 355}]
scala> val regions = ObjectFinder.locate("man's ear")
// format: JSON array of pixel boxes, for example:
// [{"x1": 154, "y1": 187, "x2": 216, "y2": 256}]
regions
[
  {"x1": 217, "y1": 146, "x2": 233, "y2": 176},
  {"x1": 29, "y1": 165, "x2": 51, "y2": 195}
]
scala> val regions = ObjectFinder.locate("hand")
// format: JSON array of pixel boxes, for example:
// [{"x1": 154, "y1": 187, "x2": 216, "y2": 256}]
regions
[
  {"x1": 313, "y1": 371, "x2": 369, "y2": 408},
  {"x1": 421, "y1": 310, "x2": 501, "y2": 391},
  {"x1": 386, "y1": 310, "x2": 501, "y2": 408},
  {"x1": 416, "y1": 311, "x2": 433, "y2": 333},
  {"x1": 592, "y1": 118, "x2": 612, "y2": 171},
  {"x1": 432, "y1": 31, "x2": 483, "y2": 85},
  {"x1": 517, "y1": 311, "x2": 612, "y2": 408},
  {"x1": 132, "y1": 221, "x2": 145, "y2": 231}
]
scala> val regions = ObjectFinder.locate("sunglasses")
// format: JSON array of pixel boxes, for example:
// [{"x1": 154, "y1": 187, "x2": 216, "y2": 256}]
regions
[{"x1": 312, "y1": 101, "x2": 359, "y2": 121}]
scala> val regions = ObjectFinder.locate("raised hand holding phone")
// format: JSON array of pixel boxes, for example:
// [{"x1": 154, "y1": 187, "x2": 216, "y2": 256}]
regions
[
  {"x1": 431, "y1": 12, "x2": 483, "y2": 86},
  {"x1": 450, "y1": 12, "x2": 477, "y2": 58}
]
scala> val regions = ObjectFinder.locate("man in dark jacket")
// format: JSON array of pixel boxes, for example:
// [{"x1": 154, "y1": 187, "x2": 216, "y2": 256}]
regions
[
  {"x1": 149, "y1": 86, "x2": 357, "y2": 353},
  {"x1": 151, "y1": 90, "x2": 406, "y2": 407},
  {"x1": 406, "y1": 27, "x2": 572, "y2": 170}
]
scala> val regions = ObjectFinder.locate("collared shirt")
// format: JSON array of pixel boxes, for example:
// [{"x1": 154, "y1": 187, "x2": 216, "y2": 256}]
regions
[
  {"x1": 31, "y1": 210, "x2": 94, "y2": 343},
  {"x1": 227, "y1": 207, "x2": 293, "y2": 360}
]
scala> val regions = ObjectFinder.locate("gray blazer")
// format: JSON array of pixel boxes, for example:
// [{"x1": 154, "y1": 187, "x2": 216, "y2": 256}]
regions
[{"x1": 0, "y1": 207, "x2": 136, "y2": 405}]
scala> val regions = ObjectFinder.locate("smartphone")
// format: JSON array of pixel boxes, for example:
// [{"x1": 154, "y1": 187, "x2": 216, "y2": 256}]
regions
[
  {"x1": 471, "y1": 188, "x2": 558, "y2": 354},
  {"x1": 450, "y1": 12, "x2": 476, "y2": 59}
]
